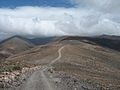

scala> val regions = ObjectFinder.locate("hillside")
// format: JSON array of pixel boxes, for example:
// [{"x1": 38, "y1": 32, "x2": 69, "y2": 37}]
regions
[
  {"x1": 5, "y1": 35, "x2": 120, "y2": 89},
  {"x1": 54, "y1": 40, "x2": 120, "y2": 89},
  {"x1": 0, "y1": 36, "x2": 35, "y2": 57},
  {"x1": 0, "y1": 35, "x2": 57, "y2": 60}
]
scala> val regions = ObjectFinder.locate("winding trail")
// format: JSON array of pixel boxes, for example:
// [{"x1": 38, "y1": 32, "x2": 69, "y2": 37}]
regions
[
  {"x1": 18, "y1": 46, "x2": 64, "y2": 90},
  {"x1": 50, "y1": 46, "x2": 64, "y2": 65}
]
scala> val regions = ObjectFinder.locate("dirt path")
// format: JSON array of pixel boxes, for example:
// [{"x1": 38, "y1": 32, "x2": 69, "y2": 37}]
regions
[
  {"x1": 50, "y1": 46, "x2": 64, "y2": 65},
  {"x1": 15, "y1": 46, "x2": 64, "y2": 90},
  {"x1": 3, "y1": 46, "x2": 103, "y2": 90},
  {"x1": 17, "y1": 70, "x2": 55, "y2": 90}
]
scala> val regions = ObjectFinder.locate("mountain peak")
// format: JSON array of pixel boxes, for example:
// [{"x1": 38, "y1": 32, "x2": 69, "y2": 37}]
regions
[{"x1": 0, "y1": 35, "x2": 35, "y2": 55}]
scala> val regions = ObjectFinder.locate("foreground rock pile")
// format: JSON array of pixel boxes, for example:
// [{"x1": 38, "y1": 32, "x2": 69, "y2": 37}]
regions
[{"x1": 0, "y1": 66, "x2": 41, "y2": 88}]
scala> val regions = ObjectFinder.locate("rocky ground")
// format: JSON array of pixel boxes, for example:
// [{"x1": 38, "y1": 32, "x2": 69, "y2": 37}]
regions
[
  {"x1": 0, "y1": 66, "x2": 41, "y2": 89},
  {"x1": 47, "y1": 70, "x2": 108, "y2": 90},
  {"x1": 0, "y1": 66, "x2": 117, "y2": 90}
]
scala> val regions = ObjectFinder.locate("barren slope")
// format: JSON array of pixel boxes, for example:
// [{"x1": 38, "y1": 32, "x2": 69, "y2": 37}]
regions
[
  {"x1": 4, "y1": 36, "x2": 120, "y2": 89},
  {"x1": 53, "y1": 39, "x2": 120, "y2": 89}
]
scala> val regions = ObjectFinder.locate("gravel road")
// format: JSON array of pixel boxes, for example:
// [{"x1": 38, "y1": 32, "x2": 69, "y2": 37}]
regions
[
  {"x1": 13, "y1": 46, "x2": 64, "y2": 90},
  {"x1": 2, "y1": 46, "x2": 105, "y2": 90}
]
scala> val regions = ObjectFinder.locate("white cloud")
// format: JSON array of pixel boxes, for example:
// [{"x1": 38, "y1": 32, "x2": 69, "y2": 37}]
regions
[{"x1": 0, "y1": 3, "x2": 120, "y2": 37}]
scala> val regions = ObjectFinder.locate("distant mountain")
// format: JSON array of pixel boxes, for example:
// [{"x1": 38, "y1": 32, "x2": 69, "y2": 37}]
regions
[
  {"x1": 0, "y1": 35, "x2": 35, "y2": 56},
  {"x1": 29, "y1": 37, "x2": 56, "y2": 45},
  {"x1": 1, "y1": 34, "x2": 119, "y2": 58},
  {"x1": 96, "y1": 35, "x2": 120, "y2": 40},
  {"x1": 56, "y1": 35, "x2": 120, "y2": 51}
]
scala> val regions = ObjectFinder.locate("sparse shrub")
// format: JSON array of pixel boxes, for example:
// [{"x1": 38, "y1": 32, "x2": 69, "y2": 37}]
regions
[
  {"x1": 12, "y1": 66, "x2": 22, "y2": 71},
  {"x1": 48, "y1": 68, "x2": 54, "y2": 73},
  {"x1": 0, "y1": 69, "x2": 4, "y2": 73},
  {"x1": 0, "y1": 83, "x2": 4, "y2": 88}
]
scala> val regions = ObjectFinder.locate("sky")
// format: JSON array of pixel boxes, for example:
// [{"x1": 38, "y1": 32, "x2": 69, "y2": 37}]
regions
[
  {"x1": 0, "y1": 0, "x2": 74, "y2": 8},
  {"x1": 0, "y1": 0, "x2": 120, "y2": 39}
]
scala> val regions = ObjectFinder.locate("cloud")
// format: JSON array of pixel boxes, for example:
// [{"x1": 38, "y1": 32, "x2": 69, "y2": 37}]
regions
[
  {"x1": 72, "y1": 0, "x2": 120, "y2": 14},
  {"x1": 0, "y1": 2, "x2": 120, "y2": 38}
]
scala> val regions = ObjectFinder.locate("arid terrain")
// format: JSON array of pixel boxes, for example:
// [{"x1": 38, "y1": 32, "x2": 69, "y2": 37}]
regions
[{"x1": 0, "y1": 35, "x2": 120, "y2": 90}]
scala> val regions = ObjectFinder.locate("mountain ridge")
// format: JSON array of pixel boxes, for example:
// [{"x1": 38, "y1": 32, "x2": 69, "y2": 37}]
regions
[{"x1": 56, "y1": 35, "x2": 120, "y2": 51}]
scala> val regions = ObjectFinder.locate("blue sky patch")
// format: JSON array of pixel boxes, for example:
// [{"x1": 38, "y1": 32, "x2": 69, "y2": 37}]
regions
[{"x1": 0, "y1": 0, "x2": 75, "y2": 8}]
